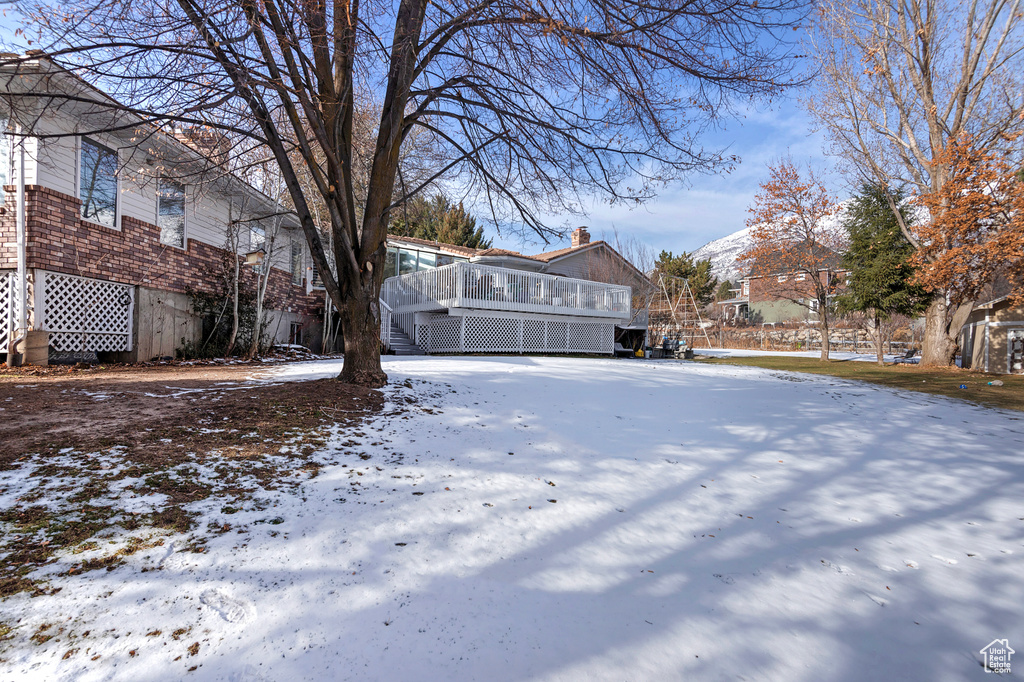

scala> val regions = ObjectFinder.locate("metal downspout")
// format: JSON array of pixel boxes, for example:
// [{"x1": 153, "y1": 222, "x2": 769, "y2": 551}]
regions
[
  {"x1": 984, "y1": 311, "x2": 991, "y2": 373},
  {"x1": 6, "y1": 125, "x2": 27, "y2": 367}
]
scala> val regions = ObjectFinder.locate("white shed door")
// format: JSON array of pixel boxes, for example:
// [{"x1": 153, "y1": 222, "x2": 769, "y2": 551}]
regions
[{"x1": 1009, "y1": 329, "x2": 1024, "y2": 374}]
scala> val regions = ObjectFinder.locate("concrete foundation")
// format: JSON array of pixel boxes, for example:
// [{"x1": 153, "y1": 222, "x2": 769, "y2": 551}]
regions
[{"x1": 13, "y1": 330, "x2": 51, "y2": 366}]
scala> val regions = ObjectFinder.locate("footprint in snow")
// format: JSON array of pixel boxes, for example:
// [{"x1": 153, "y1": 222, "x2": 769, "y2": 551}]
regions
[
  {"x1": 712, "y1": 573, "x2": 735, "y2": 585},
  {"x1": 226, "y1": 665, "x2": 272, "y2": 682},
  {"x1": 863, "y1": 591, "x2": 888, "y2": 607},
  {"x1": 200, "y1": 588, "x2": 256, "y2": 624},
  {"x1": 904, "y1": 560, "x2": 919, "y2": 569},
  {"x1": 820, "y1": 559, "x2": 853, "y2": 575},
  {"x1": 931, "y1": 554, "x2": 959, "y2": 565}
]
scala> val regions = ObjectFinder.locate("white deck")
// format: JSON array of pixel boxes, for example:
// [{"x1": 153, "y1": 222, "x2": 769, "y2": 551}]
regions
[
  {"x1": 380, "y1": 261, "x2": 632, "y2": 320},
  {"x1": 380, "y1": 262, "x2": 633, "y2": 354}
]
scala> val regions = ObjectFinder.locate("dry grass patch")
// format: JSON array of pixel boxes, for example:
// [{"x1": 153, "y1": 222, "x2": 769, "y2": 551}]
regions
[{"x1": 697, "y1": 355, "x2": 1024, "y2": 412}]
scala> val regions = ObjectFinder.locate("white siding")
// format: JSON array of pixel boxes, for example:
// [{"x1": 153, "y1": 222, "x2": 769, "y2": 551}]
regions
[
  {"x1": 544, "y1": 250, "x2": 592, "y2": 279},
  {"x1": 188, "y1": 191, "x2": 232, "y2": 249},
  {"x1": 22, "y1": 107, "x2": 292, "y2": 255}
]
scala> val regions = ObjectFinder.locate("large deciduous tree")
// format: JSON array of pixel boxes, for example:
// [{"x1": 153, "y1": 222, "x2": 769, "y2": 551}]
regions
[
  {"x1": 2, "y1": 0, "x2": 808, "y2": 385},
  {"x1": 739, "y1": 159, "x2": 845, "y2": 360},
  {"x1": 836, "y1": 185, "x2": 929, "y2": 364},
  {"x1": 807, "y1": 0, "x2": 1024, "y2": 367}
]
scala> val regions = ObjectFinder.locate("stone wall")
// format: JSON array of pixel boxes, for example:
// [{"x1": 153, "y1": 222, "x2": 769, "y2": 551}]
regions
[{"x1": 698, "y1": 325, "x2": 918, "y2": 354}]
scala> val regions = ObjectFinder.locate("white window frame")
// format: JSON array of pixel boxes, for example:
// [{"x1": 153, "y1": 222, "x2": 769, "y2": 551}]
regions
[
  {"x1": 777, "y1": 274, "x2": 788, "y2": 283},
  {"x1": 1007, "y1": 328, "x2": 1024, "y2": 374},
  {"x1": 77, "y1": 136, "x2": 121, "y2": 230},
  {"x1": 156, "y1": 177, "x2": 187, "y2": 250},
  {"x1": 250, "y1": 223, "x2": 266, "y2": 251},
  {"x1": 795, "y1": 273, "x2": 807, "y2": 282}
]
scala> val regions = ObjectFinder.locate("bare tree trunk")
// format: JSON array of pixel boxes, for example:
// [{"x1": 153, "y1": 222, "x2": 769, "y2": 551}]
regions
[
  {"x1": 321, "y1": 290, "x2": 331, "y2": 353},
  {"x1": 874, "y1": 313, "x2": 884, "y2": 365},
  {"x1": 920, "y1": 296, "x2": 974, "y2": 366},
  {"x1": 226, "y1": 263, "x2": 240, "y2": 357},
  {"x1": 225, "y1": 218, "x2": 241, "y2": 357},
  {"x1": 819, "y1": 303, "x2": 831, "y2": 361},
  {"x1": 246, "y1": 262, "x2": 270, "y2": 360},
  {"x1": 339, "y1": 282, "x2": 386, "y2": 387}
]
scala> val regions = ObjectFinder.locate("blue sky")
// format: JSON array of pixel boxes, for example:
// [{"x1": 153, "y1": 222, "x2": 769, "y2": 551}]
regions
[{"x1": 500, "y1": 95, "x2": 829, "y2": 256}]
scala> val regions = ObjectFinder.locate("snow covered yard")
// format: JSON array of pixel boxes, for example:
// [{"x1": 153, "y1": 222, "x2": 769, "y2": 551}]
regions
[{"x1": 2, "y1": 356, "x2": 1023, "y2": 681}]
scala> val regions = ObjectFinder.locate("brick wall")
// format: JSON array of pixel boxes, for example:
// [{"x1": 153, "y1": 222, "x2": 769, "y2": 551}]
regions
[{"x1": 1, "y1": 184, "x2": 319, "y2": 318}]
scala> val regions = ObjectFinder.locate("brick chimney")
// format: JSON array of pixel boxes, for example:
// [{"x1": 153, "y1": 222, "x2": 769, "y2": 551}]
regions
[{"x1": 571, "y1": 227, "x2": 590, "y2": 248}]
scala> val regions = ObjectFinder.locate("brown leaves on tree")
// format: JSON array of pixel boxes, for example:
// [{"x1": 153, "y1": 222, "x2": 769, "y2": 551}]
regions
[
  {"x1": 738, "y1": 159, "x2": 846, "y2": 360},
  {"x1": 914, "y1": 134, "x2": 1024, "y2": 305}
]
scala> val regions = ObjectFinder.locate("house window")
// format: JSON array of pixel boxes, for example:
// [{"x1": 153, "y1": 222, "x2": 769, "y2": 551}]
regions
[
  {"x1": 398, "y1": 248, "x2": 417, "y2": 275},
  {"x1": 741, "y1": 281, "x2": 749, "y2": 297},
  {"x1": 777, "y1": 275, "x2": 788, "y2": 283},
  {"x1": 289, "y1": 322, "x2": 303, "y2": 347},
  {"x1": 310, "y1": 257, "x2": 324, "y2": 288},
  {"x1": 417, "y1": 251, "x2": 437, "y2": 271},
  {"x1": 795, "y1": 273, "x2": 807, "y2": 282},
  {"x1": 157, "y1": 179, "x2": 186, "y2": 248},
  {"x1": 250, "y1": 224, "x2": 266, "y2": 251},
  {"x1": 291, "y1": 240, "x2": 304, "y2": 285},
  {"x1": 809, "y1": 298, "x2": 820, "y2": 312},
  {"x1": 79, "y1": 138, "x2": 119, "y2": 228}
]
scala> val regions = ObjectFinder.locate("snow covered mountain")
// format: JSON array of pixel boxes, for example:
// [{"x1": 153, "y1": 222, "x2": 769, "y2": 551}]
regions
[
  {"x1": 691, "y1": 226, "x2": 753, "y2": 285},
  {"x1": 692, "y1": 202, "x2": 854, "y2": 285}
]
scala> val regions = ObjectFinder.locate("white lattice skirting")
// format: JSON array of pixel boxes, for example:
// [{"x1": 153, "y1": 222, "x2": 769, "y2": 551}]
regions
[
  {"x1": 0, "y1": 271, "x2": 13, "y2": 353},
  {"x1": 418, "y1": 312, "x2": 615, "y2": 354},
  {"x1": 41, "y1": 271, "x2": 134, "y2": 352}
]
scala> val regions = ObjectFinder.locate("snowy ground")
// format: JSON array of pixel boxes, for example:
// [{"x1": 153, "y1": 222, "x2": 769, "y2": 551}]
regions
[{"x1": 3, "y1": 356, "x2": 1023, "y2": 681}]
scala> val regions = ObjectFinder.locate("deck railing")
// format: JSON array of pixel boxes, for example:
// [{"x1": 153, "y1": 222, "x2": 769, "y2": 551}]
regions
[
  {"x1": 379, "y1": 298, "x2": 392, "y2": 349},
  {"x1": 380, "y1": 262, "x2": 633, "y2": 321}
]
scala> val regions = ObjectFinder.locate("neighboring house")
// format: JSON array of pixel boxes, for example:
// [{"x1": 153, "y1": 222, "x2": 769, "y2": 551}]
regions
[
  {"x1": 379, "y1": 228, "x2": 650, "y2": 354},
  {"x1": 725, "y1": 248, "x2": 848, "y2": 324},
  {"x1": 960, "y1": 296, "x2": 1024, "y2": 374},
  {"x1": 1, "y1": 56, "x2": 321, "y2": 365}
]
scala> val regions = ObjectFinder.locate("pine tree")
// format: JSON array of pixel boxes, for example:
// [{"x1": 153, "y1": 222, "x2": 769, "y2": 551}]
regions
[
  {"x1": 654, "y1": 251, "x2": 718, "y2": 305},
  {"x1": 838, "y1": 185, "x2": 929, "y2": 364},
  {"x1": 390, "y1": 193, "x2": 491, "y2": 249},
  {"x1": 716, "y1": 280, "x2": 734, "y2": 301}
]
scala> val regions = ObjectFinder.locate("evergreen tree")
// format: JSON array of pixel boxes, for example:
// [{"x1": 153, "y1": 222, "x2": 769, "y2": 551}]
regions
[
  {"x1": 838, "y1": 185, "x2": 929, "y2": 364},
  {"x1": 654, "y1": 250, "x2": 718, "y2": 305},
  {"x1": 390, "y1": 193, "x2": 491, "y2": 249},
  {"x1": 716, "y1": 280, "x2": 734, "y2": 301}
]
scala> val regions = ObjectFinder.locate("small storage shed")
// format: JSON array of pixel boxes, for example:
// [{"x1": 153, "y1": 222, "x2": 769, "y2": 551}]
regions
[{"x1": 960, "y1": 296, "x2": 1024, "y2": 374}]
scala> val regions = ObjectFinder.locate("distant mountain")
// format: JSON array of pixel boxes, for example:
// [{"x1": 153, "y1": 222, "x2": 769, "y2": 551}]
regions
[
  {"x1": 691, "y1": 226, "x2": 753, "y2": 284},
  {"x1": 691, "y1": 203, "x2": 855, "y2": 284}
]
